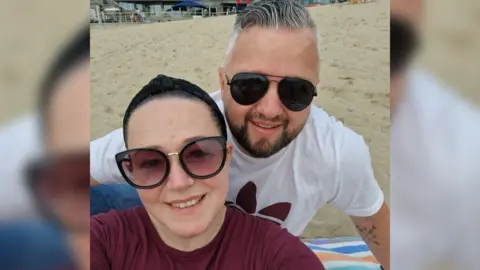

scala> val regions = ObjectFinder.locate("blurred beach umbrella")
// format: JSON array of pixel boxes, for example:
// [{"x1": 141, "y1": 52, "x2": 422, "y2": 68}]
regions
[{"x1": 172, "y1": 1, "x2": 208, "y2": 10}]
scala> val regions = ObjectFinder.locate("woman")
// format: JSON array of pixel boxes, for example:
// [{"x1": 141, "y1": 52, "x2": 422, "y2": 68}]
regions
[{"x1": 90, "y1": 75, "x2": 324, "y2": 270}]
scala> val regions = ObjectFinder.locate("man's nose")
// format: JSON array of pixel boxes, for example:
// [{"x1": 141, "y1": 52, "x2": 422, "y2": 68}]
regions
[
  {"x1": 165, "y1": 158, "x2": 194, "y2": 191},
  {"x1": 255, "y1": 81, "x2": 284, "y2": 118}
]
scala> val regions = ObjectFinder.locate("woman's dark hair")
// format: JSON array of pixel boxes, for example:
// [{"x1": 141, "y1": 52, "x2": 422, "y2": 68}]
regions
[
  {"x1": 38, "y1": 25, "x2": 89, "y2": 136},
  {"x1": 122, "y1": 75, "x2": 227, "y2": 148}
]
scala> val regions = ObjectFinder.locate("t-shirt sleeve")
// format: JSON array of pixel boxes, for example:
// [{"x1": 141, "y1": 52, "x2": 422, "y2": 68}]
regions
[
  {"x1": 90, "y1": 128, "x2": 126, "y2": 184},
  {"x1": 265, "y1": 225, "x2": 325, "y2": 270},
  {"x1": 329, "y1": 128, "x2": 384, "y2": 217},
  {"x1": 90, "y1": 214, "x2": 114, "y2": 270}
]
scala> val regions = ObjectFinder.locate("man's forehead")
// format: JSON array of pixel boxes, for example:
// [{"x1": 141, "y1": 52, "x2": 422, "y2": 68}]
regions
[
  {"x1": 391, "y1": 0, "x2": 423, "y2": 25},
  {"x1": 228, "y1": 27, "x2": 319, "y2": 82}
]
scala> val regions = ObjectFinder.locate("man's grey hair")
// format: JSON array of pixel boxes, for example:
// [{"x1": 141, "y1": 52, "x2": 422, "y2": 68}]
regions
[{"x1": 224, "y1": 0, "x2": 320, "y2": 67}]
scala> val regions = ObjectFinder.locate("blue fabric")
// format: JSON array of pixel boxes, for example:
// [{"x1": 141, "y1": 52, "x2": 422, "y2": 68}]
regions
[
  {"x1": 90, "y1": 184, "x2": 143, "y2": 216},
  {"x1": 0, "y1": 220, "x2": 73, "y2": 269},
  {"x1": 0, "y1": 184, "x2": 140, "y2": 269}
]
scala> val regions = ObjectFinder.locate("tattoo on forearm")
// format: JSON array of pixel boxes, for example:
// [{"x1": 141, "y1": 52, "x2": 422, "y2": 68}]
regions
[{"x1": 355, "y1": 225, "x2": 380, "y2": 246}]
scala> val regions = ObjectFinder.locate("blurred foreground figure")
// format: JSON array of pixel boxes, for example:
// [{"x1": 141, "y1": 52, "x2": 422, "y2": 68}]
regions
[
  {"x1": 391, "y1": 1, "x2": 480, "y2": 269},
  {"x1": 0, "y1": 26, "x2": 90, "y2": 270}
]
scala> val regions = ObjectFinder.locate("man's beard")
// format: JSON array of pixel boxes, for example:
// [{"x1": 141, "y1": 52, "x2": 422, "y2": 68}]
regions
[
  {"x1": 391, "y1": 15, "x2": 420, "y2": 78},
  {"x1": 225, "y1": 110, "x2": 301, "y2": 158}
]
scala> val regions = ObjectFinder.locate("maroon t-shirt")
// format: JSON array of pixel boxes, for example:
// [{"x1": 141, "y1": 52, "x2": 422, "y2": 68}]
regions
[{"x1": 91, "y1": 207, "x2": 324, "y2": 270}]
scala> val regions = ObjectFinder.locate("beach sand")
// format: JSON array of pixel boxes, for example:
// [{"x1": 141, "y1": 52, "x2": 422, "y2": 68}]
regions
[
  {"x1": 91, "y1": 0, "x2": 390, "y2": 238},
  {"x1": 0, "y1": 1, "x2": 87, "y2": 124}
]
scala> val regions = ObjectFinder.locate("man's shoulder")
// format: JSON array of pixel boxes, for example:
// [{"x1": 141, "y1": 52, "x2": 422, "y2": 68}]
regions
[
  {"x1": 405, "y1": 69, "x2": 480, "y2": 153},
  {"x1": 302, "y1": 105, "x2": 367, "y2": 156}
]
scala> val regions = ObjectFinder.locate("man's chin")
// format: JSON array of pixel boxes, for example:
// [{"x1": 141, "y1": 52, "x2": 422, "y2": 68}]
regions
[{"x1": 242, "y1": 139, "x2": 278, "y2": 158}]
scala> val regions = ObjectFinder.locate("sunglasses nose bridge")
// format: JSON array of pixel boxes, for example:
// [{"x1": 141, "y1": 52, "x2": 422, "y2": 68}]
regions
[
  {"x1": 164, "y1": 151, "x2": 194, "y2": 190},
  {"x1": 255, "y1": 80, "x2": 284, "y2": 115}
]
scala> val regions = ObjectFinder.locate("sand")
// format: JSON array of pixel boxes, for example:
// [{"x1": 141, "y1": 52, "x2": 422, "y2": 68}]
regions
[
  {"x1": 0, "y1": 1, "x2": 87, "y2": 124},
  {"x1": 91, "y1": 0, "x2": 389, "y2": 238}
]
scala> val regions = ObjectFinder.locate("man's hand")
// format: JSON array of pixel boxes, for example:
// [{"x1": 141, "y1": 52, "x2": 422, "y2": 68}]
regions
[
  {"x1": 90, "y1": 176, "x2": 100, "y2": 186},
  {"x1": 351, "y1": 203, "x2": 390, "y2": 270}
]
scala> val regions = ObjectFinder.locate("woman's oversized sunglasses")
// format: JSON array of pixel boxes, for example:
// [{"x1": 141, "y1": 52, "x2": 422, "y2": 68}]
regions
[{"x1": 115, "y1": 136, "x2": 227, "y2": 189}]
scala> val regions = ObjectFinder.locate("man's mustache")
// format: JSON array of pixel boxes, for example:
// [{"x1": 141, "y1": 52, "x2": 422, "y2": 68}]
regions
[
  {"x1": 246, "y1": 112, "x2": 288, "y2": 124},
  {"x1": 391, "y1": 15, "x2": 420, "y2": 77}
]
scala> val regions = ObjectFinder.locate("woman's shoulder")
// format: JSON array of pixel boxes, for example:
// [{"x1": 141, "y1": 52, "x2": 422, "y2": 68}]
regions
[{"x1": 91, "y1": 206, "x2": 148, "y2": 236}]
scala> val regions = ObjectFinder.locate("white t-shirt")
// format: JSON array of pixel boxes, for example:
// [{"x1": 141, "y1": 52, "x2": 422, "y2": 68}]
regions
[
  {"x1": 391, "y1": 68, "x2": 480, "y2": 269},
  {"x1": 0, "y1": 113, "x2": 43, "y2": 220},
  {"x1": 90, "y1": 91, "x2": 384, "y2": 236}
]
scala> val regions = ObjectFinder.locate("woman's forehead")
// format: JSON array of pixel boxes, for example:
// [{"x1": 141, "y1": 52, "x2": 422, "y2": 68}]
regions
[{"x1": 127, "y1": 98, "x2": 219, "y2": 150}]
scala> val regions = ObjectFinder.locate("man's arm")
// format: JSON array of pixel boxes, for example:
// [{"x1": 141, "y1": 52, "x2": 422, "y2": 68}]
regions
[
  {"x1": 326, "y1": 128, "x2": 389, "y2": 268},
  {"x1": 351, "y1": 202, "x2": 390, "y2": 270},
  {"x1": 90, "y1": 129, "x2": 126, "y2": 185},
  {"x1": 91, "y1": 176, "x2": 100, "y2": 186}
]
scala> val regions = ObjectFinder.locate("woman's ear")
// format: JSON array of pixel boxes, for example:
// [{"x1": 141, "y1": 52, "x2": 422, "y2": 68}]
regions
[{"x1": 225, "y1": 142, "x2": 233, "y2": 162}]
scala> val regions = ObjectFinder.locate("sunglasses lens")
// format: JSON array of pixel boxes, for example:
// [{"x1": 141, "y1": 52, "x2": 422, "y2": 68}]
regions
[
  {"x1": 122, "y1": 150, "x2": 167, "y2": 187},
  {"x1": 181, "y1": 138, "x2": 225, "y2": 177},
  {"x1": 230, "y1": 73, "x2": 269, "y2": 105},
  {"x1": 29, "y1": 153, "x2": 90, "y2": 231},
  {"x1": 278, "y1": 78, "x2": 316, "y2": 111}
]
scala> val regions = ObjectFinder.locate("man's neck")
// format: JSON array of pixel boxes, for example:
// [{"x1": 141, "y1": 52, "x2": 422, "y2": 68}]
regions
[
  {"x1": 391, "y1": 74, "x2": 407, "y2": 119},
  {"x1": 154, "y1": 206, "x2": 227, "y2": 252}
]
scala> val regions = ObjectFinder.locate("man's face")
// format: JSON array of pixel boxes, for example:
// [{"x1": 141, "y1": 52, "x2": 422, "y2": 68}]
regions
[
  {"x1": 391, "y1": 0, "x2": 423, "y2": 26},
  {"x1": 219, "y1": 26, "x2": 319, "y2": 158}
]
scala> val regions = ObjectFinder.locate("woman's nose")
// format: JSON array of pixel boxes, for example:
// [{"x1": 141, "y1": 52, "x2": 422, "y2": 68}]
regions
[{"x1": 164, "y1": 157, "x2": 194, "y2": 191}]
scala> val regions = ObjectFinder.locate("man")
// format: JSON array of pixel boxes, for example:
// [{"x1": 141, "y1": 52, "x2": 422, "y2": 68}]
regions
[
  {"x1": 0, "y1": 26, "x2": 90, "y2": 270},
  {"x1": 390, "y1": 1, "x2": 480, "y2": 269},
  {"x1": 91, "y1": 0, "x2": 390, "y2": 268}
]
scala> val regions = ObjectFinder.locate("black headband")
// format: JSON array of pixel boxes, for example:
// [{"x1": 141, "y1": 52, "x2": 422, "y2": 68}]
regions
[{"x1": 122, "y1": 74, "x2": 227, "y2": 145}]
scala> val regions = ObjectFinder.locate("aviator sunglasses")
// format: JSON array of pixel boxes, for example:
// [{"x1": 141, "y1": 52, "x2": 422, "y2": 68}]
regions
[
  {"x1": 115, "y1": 136, "x2": 227, "y2": 189},
  {"x1": 226, "y1": 72, "x2": 317, "y2": 112}
]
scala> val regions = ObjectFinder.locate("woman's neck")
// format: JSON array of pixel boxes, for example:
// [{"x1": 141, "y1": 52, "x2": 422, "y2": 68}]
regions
[{"x1": 152, "y1": 206, "x2": 227, "y2": 252}]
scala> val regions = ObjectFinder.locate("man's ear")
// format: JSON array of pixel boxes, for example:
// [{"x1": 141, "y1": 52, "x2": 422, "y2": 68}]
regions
[{"x1": 218, "y1": 66, "x2": 226, "y2": 95}]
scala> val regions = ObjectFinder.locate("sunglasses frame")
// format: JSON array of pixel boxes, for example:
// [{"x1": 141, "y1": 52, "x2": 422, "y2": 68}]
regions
[
  {"x1": 25, "y1": 152, "x2": 90, "y2": 232},
  {"x1": 226, "y1": 72, "x2": 318, "y2": 112},
  {"x1": 115, "y1": 136, "x2": 227, "y2": 189}
]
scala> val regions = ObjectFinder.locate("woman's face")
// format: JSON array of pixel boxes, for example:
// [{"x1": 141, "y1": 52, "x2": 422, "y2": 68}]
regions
[{"x1": 127, "y1": 97, "x2": 232, "y2": 238}]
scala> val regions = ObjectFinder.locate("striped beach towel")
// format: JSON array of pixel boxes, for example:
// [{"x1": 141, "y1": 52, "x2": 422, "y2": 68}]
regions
[{"x1": 303, "y1": 237, "x2": 381, "y2": 270}]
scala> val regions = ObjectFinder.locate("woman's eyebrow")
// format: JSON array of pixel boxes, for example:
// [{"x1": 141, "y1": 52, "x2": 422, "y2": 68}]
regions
[
  {"x1": 181, "y1": 136, "x2": 207, "y2": 145},
  {"x1": 137, "y1": 136, "x2": 210, "y2": 152}
]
